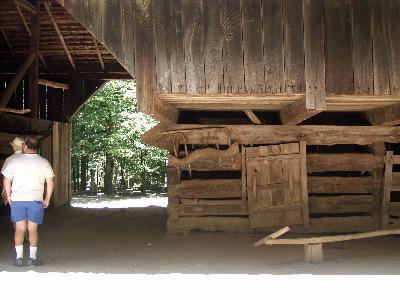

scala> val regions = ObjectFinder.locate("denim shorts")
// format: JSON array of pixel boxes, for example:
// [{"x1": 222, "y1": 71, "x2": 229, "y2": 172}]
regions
[{"x1": 10, "y1": 201, "x2": 44, "y2": 224}]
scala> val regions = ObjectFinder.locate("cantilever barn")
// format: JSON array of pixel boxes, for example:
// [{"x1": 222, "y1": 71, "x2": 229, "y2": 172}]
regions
[{"x1": 1, "y1": 0, "x2": 400, "y2": 234}]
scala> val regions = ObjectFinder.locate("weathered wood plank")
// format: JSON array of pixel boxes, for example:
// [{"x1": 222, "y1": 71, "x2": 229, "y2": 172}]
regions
[
  {"x1": 307, "y1": 177, "x2": 373, "y2": 194},
  {"x1": 180, "y1": 199, "x2": 242, "y2": 206},
  {"x1": 390, "y1": 172, "x2": 400, "y2": 191},
  {"x1": 309, "y1": 216, "x2": 375, "y2": 233},
  {"x1": 203, "y1": 0, "x2": 223, "y2": 93},
  {"x1": 221, "y1": 0, "x2": 244, "y2": 93},
  {"x1": 263, "y1": 0, "x2": 284, "y2": 93},
  {"x1": 168, "y1": 179, "x2": 242, "y2": 199},
  {"x1": 153, "y1": 0, "x2": 171, "y2": 93},
  {"x1": 389, "y1": 202, "x2": 400, "y2": 216},
  {"x1": 134, "y1": 0, "x2": 155, "y2": 112},
  {"x1": 364, "y1": 102, "x2": 400, "y2": 126},
  {"x1": 382, "y1": 152, "x2": 394, "y2": 229},
  {"x1": 166, "y1": 0, "x2": 186, "y2": 93},
  {"x1": 169, "y1": 151, "x2": 241, "y2": 171},
  {"x1": 324, "y1": 0, "x2": 353, "y2": 94},
  {"x1": 309, "y1": 195, "x2": 373, "y2": 214},
  {"x1": 372, "y1": 0, "x2": 391, "y2": 95},
  {"x1": 182, "y1": 0, "x2": 205, "y2": 93},
  {"x1": 242, "y1": 0, "x2": 265, "y2": 93},
  {"x1": 306, "y1": 153, "x2": 384, "y2": 173},
  {"x1": 283, "y1": 0, "x2": 304, "y2": 93},
  {"x1": 303, "y1": 0, "x2": 325, "y2": 110},
  {"x1": 352, "y1": 0, "x2": 373, "y2": 95},
  {"x1": 121, "y1": 0, "x2": 135, "y2": 77}
]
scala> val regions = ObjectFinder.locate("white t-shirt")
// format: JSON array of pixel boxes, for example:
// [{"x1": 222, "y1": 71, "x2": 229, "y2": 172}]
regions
[
  {"x1": 1, "y1": 153, "x2": 55, "y2": 202},
  {"x1": 1, "y1": 150, "x2": 22, "y2": 173}
]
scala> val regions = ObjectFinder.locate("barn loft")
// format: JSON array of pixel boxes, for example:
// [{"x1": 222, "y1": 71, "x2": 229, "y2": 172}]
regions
[{"x1": 1, "y1": 0, "x2": 400, "y2": 234}]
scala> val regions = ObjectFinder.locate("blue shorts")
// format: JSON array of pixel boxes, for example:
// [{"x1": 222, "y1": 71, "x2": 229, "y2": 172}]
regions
[{"x1": 10, "y1": 201, "x2": 44, "y2": 224}]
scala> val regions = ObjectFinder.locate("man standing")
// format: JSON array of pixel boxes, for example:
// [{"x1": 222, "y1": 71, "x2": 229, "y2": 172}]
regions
[
  {"x1": 1, "y1": 137, "x2": 24, "y2": 203},
  {"x1": 2, "y1": 137, "x2": 54, "y2": 267}
]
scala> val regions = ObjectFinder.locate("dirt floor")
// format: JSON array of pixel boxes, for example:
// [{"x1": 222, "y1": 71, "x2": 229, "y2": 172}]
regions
[{"x1": 1, "y1": 196, "x2": 400, "y2": 298}]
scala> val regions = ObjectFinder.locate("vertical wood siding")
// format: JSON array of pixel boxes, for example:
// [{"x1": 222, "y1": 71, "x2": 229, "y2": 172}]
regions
[{"x1": 60, "y1": 0, "x2": 400, "y2": 109}]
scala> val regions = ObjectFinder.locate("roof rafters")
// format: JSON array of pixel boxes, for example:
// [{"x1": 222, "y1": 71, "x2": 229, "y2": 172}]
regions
[
  {"x1": 14, "y1": 0, "x2": 49, "y2": 72},
  {"x1": 13, "y1": 0, "x2": 36, "y2": 13},
  {"x1": 0, "y1": 25, "x2": 17, "y2": 62},
  {"x1": 92, "y1": 37, "x2": 105, "y2": 71},
  {"x1": 43, "y1": 1, "x2": 76, "y2": 72}
]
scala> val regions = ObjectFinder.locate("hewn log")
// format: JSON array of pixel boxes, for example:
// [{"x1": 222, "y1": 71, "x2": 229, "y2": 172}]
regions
[
  {"x1": 168, "y1": 179, "x2": 241, "y2": 199},
  {"x1": 243, "y1": 110, "x2": 262, "y2": 124},
  {"x1": 307, "y1": 153, "x2": 384, "y2": 172},
  {"x1": 168, "y1": 142, "x2": 239, "y2": 169},
  {"x1": 142, "y1": 124, "x2": 400, "y2": 151},
  {"x1": 364, "y1": 102, "x2": 400, "y2": 126},
  {"x1": 307, "y1": 177, "x2": 373, "y2": 194},
  {"x1": 309, "y1": 195, "x2": 373, "y2": 214},
  {"x1": 38, "y1": 79, "x2": 69, "y2": 90},
  {"x1": 178, "y1": 205, "x2": 247, "y2": 216}
]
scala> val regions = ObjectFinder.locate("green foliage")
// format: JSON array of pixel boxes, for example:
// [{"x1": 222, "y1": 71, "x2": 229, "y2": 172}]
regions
[{"x1": 72, "y1": 80, "x2": 167, "y2": 193}]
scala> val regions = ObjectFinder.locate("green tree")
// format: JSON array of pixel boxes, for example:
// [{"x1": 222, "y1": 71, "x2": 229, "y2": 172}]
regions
[{"x1": 72, "y1": 80, "x2": 167, "y2": 195}]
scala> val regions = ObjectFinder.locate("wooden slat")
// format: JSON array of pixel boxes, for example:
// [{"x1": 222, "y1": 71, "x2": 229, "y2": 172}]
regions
[
  {"x1": 242, "y1": 0, "x2": 264, "y2": 93},
  {"x1": 389, "y1": 202, "x2": 400, "y2": 217},
  {"x1": 153, "y1": 0, "x2": 170, "y2": 93},
  {"x1": 103, "y1": 0, "x2": 123, "y2": 65},
  {"x1": 390, "y1": 172, "x2": 400, "y2": 191},
  {"x1": 203, "y1": 0, "x2": 223, "y2": 94},
  {"x1": 309, "y1": 195, "x2": 373, "y2": 214},
  {"x1": 302, "y1": 0, "x2": 325, "y2": 109},
  {"x1": 92, "y1": 37, "x2": 105, "y2": 71},
  {"x1": 300, "y1": 141, "x2": 309, "y2": 227},
  {"x1": 352, "y1": 0, "x2": 373, "y2": 95},
  {"x1": 168, "y1": 179, "x2": 242, "y2": 199},
  {"x1": 324, "y1": 0, "x2": 353, "y2": 94},
  {"x1": 180, "y1": 199, "x2": 241, "y2": 206},
  {"x1": 169, "y1": 152, "x2": 241, "y2": 171},
  {"x1": 263, "y1": 0, "x2": 284, "y2": 93},
  {"x1": 372, "y1": 0, "x2": 391, "y2": 95},
  {"x1": 306, "y1": 153, "x2": 384, "y2": 173},
  {"x1": 221, "y1": 0, "x2": 244, "y2": 93},
  {"x1": 166, "y1": 0, "x2": 185, "y2": 93},
  {"x1": 178, "y1": 205, "x2": 246, "y2": 216},
  {"x1": 243, "y1": 110, "x2": 262, "y2": 125},
  {"x1": 307, "y1": 177, "x2": 373, "y2": 194},
  {"x1": 382, "y1": 152, "x2": 394, "y2": 229},
  {"x1": 182, "y1": 0, "x2": 205, "y2": 93},
  {"x1": 283, "y1": 0, "x2": 304, "y2": 93}
]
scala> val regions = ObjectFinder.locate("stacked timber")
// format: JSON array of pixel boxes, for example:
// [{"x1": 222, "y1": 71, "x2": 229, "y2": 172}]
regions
[{"x1": 167, "y1": 143, "x2": 249, "y2": 232}]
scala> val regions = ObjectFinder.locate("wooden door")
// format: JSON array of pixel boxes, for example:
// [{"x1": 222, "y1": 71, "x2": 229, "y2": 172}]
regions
[{"x1": 246, "y1": 142, "x2": 309, "y2": 228}]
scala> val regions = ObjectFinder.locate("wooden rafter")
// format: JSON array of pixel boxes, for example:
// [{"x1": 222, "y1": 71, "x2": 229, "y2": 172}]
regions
[
  {"x1": 13, "y1": 0, "x2": 35, "y2": 13},
  {"x1": 92, "y1": 37, "x2": 105, "y2": 71},
  {"x1": 148, "y1": 95, "x2": 180, "y2": 124},
  {"x1": 14, "y1": 1, "x2": 48, "y2": 72},
  {"x1": 243, "y1": 109, "x2": 262, "y2": 124},
  {"x1": 0, "y1": 25, "x2": 17, "y2": 62},
  {"x1": 279, "y1": 98, "x2": 321, "y2": 125},
  {"x1": 43, "y1": 2, "x2": 76, "y2": 72},
  {"x1": 0, "y1": 51, "x2": 36, "y2": 108}
]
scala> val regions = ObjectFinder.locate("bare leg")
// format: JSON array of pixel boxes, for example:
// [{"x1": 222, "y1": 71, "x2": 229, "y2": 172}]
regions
[
  {"x1": 27, "y1": 221, "x2": 39, "y2": 247},
  {"x1": 14, "y1": 220, "x2": 27, "y2": 246}
]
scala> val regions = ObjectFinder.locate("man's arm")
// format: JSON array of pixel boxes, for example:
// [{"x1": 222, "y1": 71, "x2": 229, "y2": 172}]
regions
[
  {"x1": 43, "y1": 177, "x2": 54, "y2": 208},
  {"x1": 3, "y1": 177, "x2": 12, "y2": 204}
]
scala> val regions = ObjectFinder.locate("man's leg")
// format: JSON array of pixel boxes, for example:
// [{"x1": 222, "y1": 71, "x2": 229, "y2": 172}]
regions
[{"x1": 14, "y1": 220, "x2": 27, "y2": 266}]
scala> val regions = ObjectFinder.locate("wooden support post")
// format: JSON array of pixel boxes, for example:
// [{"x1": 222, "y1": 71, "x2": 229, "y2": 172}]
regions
[
  {"x1": 29, "y1": 4, "x2": 40, "y2": 119},
  {"x1": 304, "y1": 243, "x2": 324, "y2": 264},
  {"x1": 382, "y1": 152, "x2": 394, "y2": 229}
]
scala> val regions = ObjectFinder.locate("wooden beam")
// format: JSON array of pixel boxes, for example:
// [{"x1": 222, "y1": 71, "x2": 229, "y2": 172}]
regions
[
  {"x1": 0, "y1": 51, "x2": 36, "y2": 108},
  {"x1": 144, "y1": 95, "x2": 179, "y2": 124},
  {"x1": 38, "y1": 79, "x2": 69, "y2": 90},
  {"x1": 279, "y1": 98, "x2": 321, "y2": 125},
  {"x1": 15, "y1": 1, "x2": 48, "y2": 72},
  {"x1": 302, "y1": 0, "x2": 326, "y2": 109},
  {"x1": 0, "y1": 108, "x2": 31, "y2": 114},
  {"x1": 142, "y1": 124, "x2": 400, "y2": 151},
  {"x1": 29, "y1": 4, "x2": 40, "y2": 119},
  {"x1": 243, "y1": 109, "x2": 262, "y2": 124},
  {"x1": 43, "y1": 2, "x2": 76, "y2": 72},
  {"x1": 13, "y1": 0, "x2": 36, "y2": 13},
  {"x1": 92, "y1": 37, "x2": 105, "y2": 71},
  {"x1": 364, "y1": 102, "x2": 400, "y2": 126},
  {"x1": 0, "y1": 25, "x2": 17, "y2": 62}
]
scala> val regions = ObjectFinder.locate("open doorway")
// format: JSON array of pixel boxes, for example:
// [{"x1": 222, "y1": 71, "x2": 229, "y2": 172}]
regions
[{"x1": 71, "y1": 80, "x2": 168, "y2": 208}]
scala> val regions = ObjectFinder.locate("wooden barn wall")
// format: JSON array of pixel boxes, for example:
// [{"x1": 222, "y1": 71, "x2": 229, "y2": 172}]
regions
[{"x1": 58, "y1": 0, "x2": 400, "y2": 110}]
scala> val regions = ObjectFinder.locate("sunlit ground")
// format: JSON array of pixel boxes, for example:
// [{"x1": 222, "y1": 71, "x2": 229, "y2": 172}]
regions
[{"x1": 71, "y1": 193, "x2": 168, "y2": 208}]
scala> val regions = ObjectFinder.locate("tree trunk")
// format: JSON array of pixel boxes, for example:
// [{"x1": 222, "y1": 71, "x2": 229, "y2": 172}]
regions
[
  {"x1": 140, "y1": 150, "x2": 147, "y2": 193},
  {"x1": 104, "y1": 153, "x2": 114, "y2": 195},
  {"x1": 80, "y1": 156, "x2": 88, "y2": 192}
]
